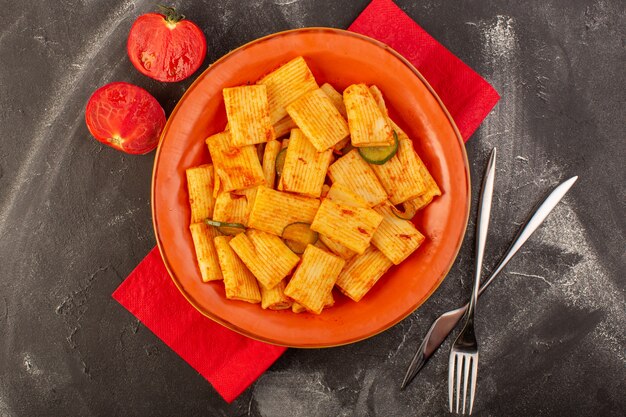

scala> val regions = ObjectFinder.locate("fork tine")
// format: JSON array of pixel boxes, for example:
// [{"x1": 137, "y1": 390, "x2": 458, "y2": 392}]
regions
[
  {"x1": 462, "y1": 355, "x2": 471, "y2": 414},
  {"x1": 448, "y1": 353, "x2": 455, "y2": 412},
  {"x1": 455, "y1": 355, "x2": 463, "y2": 413},
  {"x1": 469, "y1": 354, "x2": 479, "y2": 415}
]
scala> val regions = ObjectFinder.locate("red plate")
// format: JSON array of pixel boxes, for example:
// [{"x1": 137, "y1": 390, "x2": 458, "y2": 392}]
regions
[{"x1": 152, "y1": 28, "x2": 470, "y2": 347}]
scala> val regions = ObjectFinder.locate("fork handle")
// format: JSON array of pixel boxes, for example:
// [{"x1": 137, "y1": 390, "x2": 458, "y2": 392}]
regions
[{"x1": 466, "y1": 148, "x2": 497, "y2": 318}]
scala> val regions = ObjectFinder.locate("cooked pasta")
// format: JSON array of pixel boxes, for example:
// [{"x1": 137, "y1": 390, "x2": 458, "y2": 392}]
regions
[{"x1": 185, "y1": 60, "x2": 441, "y2": 312}]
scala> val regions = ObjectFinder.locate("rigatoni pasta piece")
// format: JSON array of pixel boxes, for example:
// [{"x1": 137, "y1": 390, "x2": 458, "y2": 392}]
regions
[
  {"x1": 214, "y1": 236, "x2": 261, "y2": 303},
  {"x1": 402, "y1": 154, "x2": 442, "y2": 210},
  {"x1": 286, "y1": 88, "x2": 349, "y2": 151},
  {"x1": 325, "y1": 182, "x2": 369, "y2": 208},
  {"x1": 336, "y1": 245, "x2": 393, "y2": 301},
  {"x1": 318, "y1": 234, "x2": 357, "y2": 260},
  {"x1": 247, "y1": 186, "x2": 320, "y2": 236},
  {"x1": 189, "y1": 223, "x2": 222, "y2": 282},
  {"x1": 260, "y1": 280, "x2": 292, "y2": 310},
  {"x1": 291, "y1": 302, "x2": 307, "y2": 313},
  {"x1": 343, "y1": 84, "x2": 394, "y2": 147},
  {"x1": 186, "y1": 164, "x2": 216, "y2": 223},
  {"x1": 281, "y1": 129, "x2": 333, "y2": 197},
  {"x1": 320, "y1": 83, "x2": 347, "y2": 118},
  {"x1": 371, "y1": 201, "x2": 425, "y2": 264},
  {"x1": 206, "y1": 131, "x2": 265, "y2": 192},
  {"x1": 229, "y1": 229, "x2": 300, "y2": 289},
  {"x1": 368, "y1": 85, "x2": 388, "y2": 116},
  {"x1": 212, "y1": 192, "x2": 249, "y2": 225},
  {"x1": 405, "y1": 185, "x2": 441, "y2": 211},
  {"x1": 324, "y1": 291, "x2": 335, "y2": 309},
  {"x1": 292, "y1": 291, "x2": 334, "y2": 313},
  {"x1": 262, "y1": 140, "x2": 282, "y2": 188},
  {"x1": 370, "y1": 138, "x2": 427, "y2": 204},
  {"x1": 311, "y1": 198, "x2": 383, "y2": 254},
  {"x1": 223, "y1": 85, "x2": 275, "y2": 146},
  {"x1": 284, "y1": 245, "x2": 345, "y2": 314},
  {"x1": 273, "y1": 116, "x2": 297, "y2": 139},
  {"x1": 258, "y1": 56, "x2": 319, "y2": 123},
  {"x1": 328, "y1": 149, "x2": 388, "y2": 207}
]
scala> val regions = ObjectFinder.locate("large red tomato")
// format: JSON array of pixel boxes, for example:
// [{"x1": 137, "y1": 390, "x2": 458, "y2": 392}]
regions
[
  {"x1": 85, "y1": 82, "x2": 166, "y2": 154},
  {"x1": 127, "y1": 6, "x2": 207, "y2": 82}
]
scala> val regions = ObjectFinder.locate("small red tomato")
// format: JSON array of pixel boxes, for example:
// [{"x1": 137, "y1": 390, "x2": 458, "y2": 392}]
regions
[
  {"x1": 127, "y1": 6, "x2": 207, "y2": 82},
  {"x1": 85, "y1": 82, "x2": 166, "y2": 154}
]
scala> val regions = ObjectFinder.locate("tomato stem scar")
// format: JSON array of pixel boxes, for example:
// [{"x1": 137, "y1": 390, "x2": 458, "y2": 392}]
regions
[{"x1": 157, "y1": 5, "x2": 185, "y2": 26}]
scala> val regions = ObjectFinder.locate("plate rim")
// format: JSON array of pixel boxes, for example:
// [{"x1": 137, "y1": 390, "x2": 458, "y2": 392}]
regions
[{"x1": 151, "y1": 27, "x2": 471, "y2": 348}]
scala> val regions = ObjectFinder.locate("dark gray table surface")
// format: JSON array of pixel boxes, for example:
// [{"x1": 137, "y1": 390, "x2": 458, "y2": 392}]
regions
[{"x1": 0, "y1": 1, "x2": 624, "y2": 416}]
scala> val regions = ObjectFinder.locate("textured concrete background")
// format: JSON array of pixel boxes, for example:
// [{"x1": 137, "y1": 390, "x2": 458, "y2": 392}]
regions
[{"x1": 0, "y1": 0, "x2": 624, "y2": 416}]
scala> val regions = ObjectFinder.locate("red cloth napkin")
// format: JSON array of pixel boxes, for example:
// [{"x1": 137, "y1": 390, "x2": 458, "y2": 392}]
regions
[
  {"x1": 113, "y1": 0, "x2": 500, "y2": 404},
  {"x1": 112, "y1": 248, "x2": 285, "y2": 402}
]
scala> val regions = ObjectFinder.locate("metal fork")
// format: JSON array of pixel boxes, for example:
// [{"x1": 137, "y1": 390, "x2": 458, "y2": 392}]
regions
[{"x1": 449, "y1": 147, "x2": 497, "y2": 414}]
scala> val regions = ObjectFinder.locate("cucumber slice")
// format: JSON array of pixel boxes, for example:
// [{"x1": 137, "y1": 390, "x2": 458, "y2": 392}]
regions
[
  {"x1": 391, "y1": 202, "x2": 417, "y2": 220},
  {"x1": 282, "y1": 222, "x2": 318, "y2": 254},
  {"x1": 275, "y1": 148, "x2": 287, "y2": 177},
  {"x1": 284, "y1": 239, "x2": 308, "y2": 254},
  {"x1": 358, "y1": 131, "x2": 399, "y2": 165},
  {"x1": 282, "y1": 222, "x2": 318, "y2": 243},
  {"x1": 205, "y1": 219, "x2": 246, "y2": 236}
]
